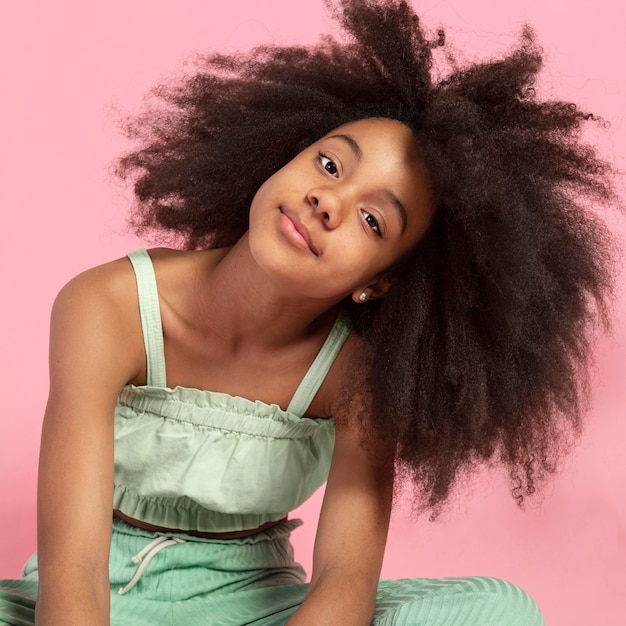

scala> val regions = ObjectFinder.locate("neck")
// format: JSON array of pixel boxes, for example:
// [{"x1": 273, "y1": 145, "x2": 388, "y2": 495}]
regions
[{"x1": 192, "y1": 233, "x2": 342, "y2": 350}]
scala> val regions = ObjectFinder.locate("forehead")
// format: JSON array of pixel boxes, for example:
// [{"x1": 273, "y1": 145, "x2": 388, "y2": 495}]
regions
[{"x1": 320, "y1": 118, "x2": 419, "y2": 157}]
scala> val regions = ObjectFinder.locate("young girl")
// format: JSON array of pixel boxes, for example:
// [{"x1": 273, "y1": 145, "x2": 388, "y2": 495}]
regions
[{"x1": 0, "y1": 0, "x2": 617, "y2": 624}]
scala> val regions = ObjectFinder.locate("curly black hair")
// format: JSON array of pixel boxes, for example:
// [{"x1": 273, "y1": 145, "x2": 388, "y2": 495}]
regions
[{"x1": 117, "y1": 0, "x2": 618, "y2": 513}]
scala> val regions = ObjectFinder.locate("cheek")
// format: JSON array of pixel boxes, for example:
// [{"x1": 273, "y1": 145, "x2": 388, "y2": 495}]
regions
[
  {"x1": 249, "y1": 179, "x2": 272, "y2": 218},
  {"x1": 331, "y1": 232, "x2": 395, "y2": 278},
  {"x1": 248, "y1": 183, "x2": 283, "y2": 240}
]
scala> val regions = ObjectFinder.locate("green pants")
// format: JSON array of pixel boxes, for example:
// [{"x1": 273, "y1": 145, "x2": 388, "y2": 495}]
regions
[{"x1": 0, "y1": 518, "x2": 544, "y2": 625}]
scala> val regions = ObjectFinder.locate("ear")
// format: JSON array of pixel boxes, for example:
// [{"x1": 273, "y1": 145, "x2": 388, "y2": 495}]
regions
[{"x1": 351, "y1": 275, "x2": 395, "y2": 304}]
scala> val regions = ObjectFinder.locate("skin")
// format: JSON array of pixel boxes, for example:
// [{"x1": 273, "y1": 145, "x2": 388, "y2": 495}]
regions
[{"x1": 35, "y1": 118, "x2": 433, "y2": 626}]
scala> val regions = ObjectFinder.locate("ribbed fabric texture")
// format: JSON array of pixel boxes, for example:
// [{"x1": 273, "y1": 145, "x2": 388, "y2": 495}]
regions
[{"x1": 0, "y1": 519, "x2": 545, "y2": 625}]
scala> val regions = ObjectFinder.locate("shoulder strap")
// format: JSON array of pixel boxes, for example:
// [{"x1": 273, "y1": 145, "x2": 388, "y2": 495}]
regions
[
  {"x1": 127, "y1": 249, "x2": 167, "y2": 387},
  {"x1": 287, "y1": 315, "x2": 351, "y2": 417}
]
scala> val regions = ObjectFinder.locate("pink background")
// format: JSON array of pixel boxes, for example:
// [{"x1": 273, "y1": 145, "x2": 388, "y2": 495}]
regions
[{"x1": 1, "y1": 1, "x2": 624, "y2": 625}]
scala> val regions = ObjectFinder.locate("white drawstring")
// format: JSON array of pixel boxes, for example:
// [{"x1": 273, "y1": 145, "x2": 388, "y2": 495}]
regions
[
  {"x1": 118, "y1": 536, "x2": 187, "y2": 595},
  {"x1": 130, "y1": 535, "x2": 169, "y2": 563}
]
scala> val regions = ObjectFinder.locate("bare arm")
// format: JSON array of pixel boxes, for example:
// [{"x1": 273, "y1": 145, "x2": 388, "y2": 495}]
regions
[
  {"x1": 286, "y1": 414, "x2": 395, "y2": 626},
  {"x1": 35, "y1": 261, "x2": 143, "y2": 626}
]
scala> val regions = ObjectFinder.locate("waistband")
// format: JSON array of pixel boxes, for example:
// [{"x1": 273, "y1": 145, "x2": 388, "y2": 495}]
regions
[{"x1": 112, "y1": 515, "x2": 304, "y2": 546}]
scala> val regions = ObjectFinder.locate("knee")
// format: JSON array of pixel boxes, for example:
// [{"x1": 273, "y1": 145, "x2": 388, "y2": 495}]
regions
[
  {"x1": 373, "y1": 575, "x2": 544, "y2": 626},
  {"x1": 475, "y1": 577, "x2": 545, "y2": 626}
]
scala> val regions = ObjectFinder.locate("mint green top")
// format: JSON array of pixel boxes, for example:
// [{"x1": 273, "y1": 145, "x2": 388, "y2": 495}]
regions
[{"x1": 113, "y1": 249, "x2": 351, "y2": 532}]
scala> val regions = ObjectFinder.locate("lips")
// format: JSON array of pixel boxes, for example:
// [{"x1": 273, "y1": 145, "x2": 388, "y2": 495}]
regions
[{"x1": 279, "y1": 208, "x2": 319, "y2": 256}]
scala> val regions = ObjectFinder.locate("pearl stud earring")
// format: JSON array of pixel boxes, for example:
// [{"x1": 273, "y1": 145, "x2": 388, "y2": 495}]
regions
[{"x1": 359, "y1": 291, "x2": 369, "y2": 302}]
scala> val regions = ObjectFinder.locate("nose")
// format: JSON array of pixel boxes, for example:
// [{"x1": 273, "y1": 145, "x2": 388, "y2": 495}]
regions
[{"x1": 307, "y1": 187, "x2": 343, "y2": 229}]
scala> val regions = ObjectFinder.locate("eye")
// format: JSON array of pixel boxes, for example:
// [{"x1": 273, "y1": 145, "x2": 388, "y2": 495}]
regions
[
  {"x1": 318, "y1": 152, "x2": 338, "y2": 177},
  {"x1": 361, "y1": 209, "x2": 383, "y2": 237}
]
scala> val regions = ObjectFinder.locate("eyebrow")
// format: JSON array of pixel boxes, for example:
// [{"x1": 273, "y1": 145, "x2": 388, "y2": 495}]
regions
[
  {"x1": 329, "y1": 133, "x2": 362, "y2": 161},
  {"x1": 329, "y1": 133, "x2": 408, "y2": 235},
  {"x1": 384, "y1": 190, "x2": 408, "y2": 235}
]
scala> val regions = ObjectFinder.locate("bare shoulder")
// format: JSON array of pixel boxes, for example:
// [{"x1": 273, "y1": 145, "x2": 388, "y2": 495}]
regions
[
  {"x1": 50, "y1": 247, "x2": 223, "y2": 388},
  {"x1": 51, "y1": 246, "x2": 196, "y2": 323},
  {"x1": 56, "y1": 254, "x2": 135, "y2": 299},
  {"x1": 53, "y1": 254, "x2": 139, "y2": 334},
  {"x1": 49, "y1": 254, "x2": 145, "y2": 393}
]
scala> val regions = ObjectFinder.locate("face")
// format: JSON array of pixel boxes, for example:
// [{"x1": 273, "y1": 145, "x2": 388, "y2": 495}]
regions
[{"x1": 248, "y1": 118, "x2": 433, "y2": 302}]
